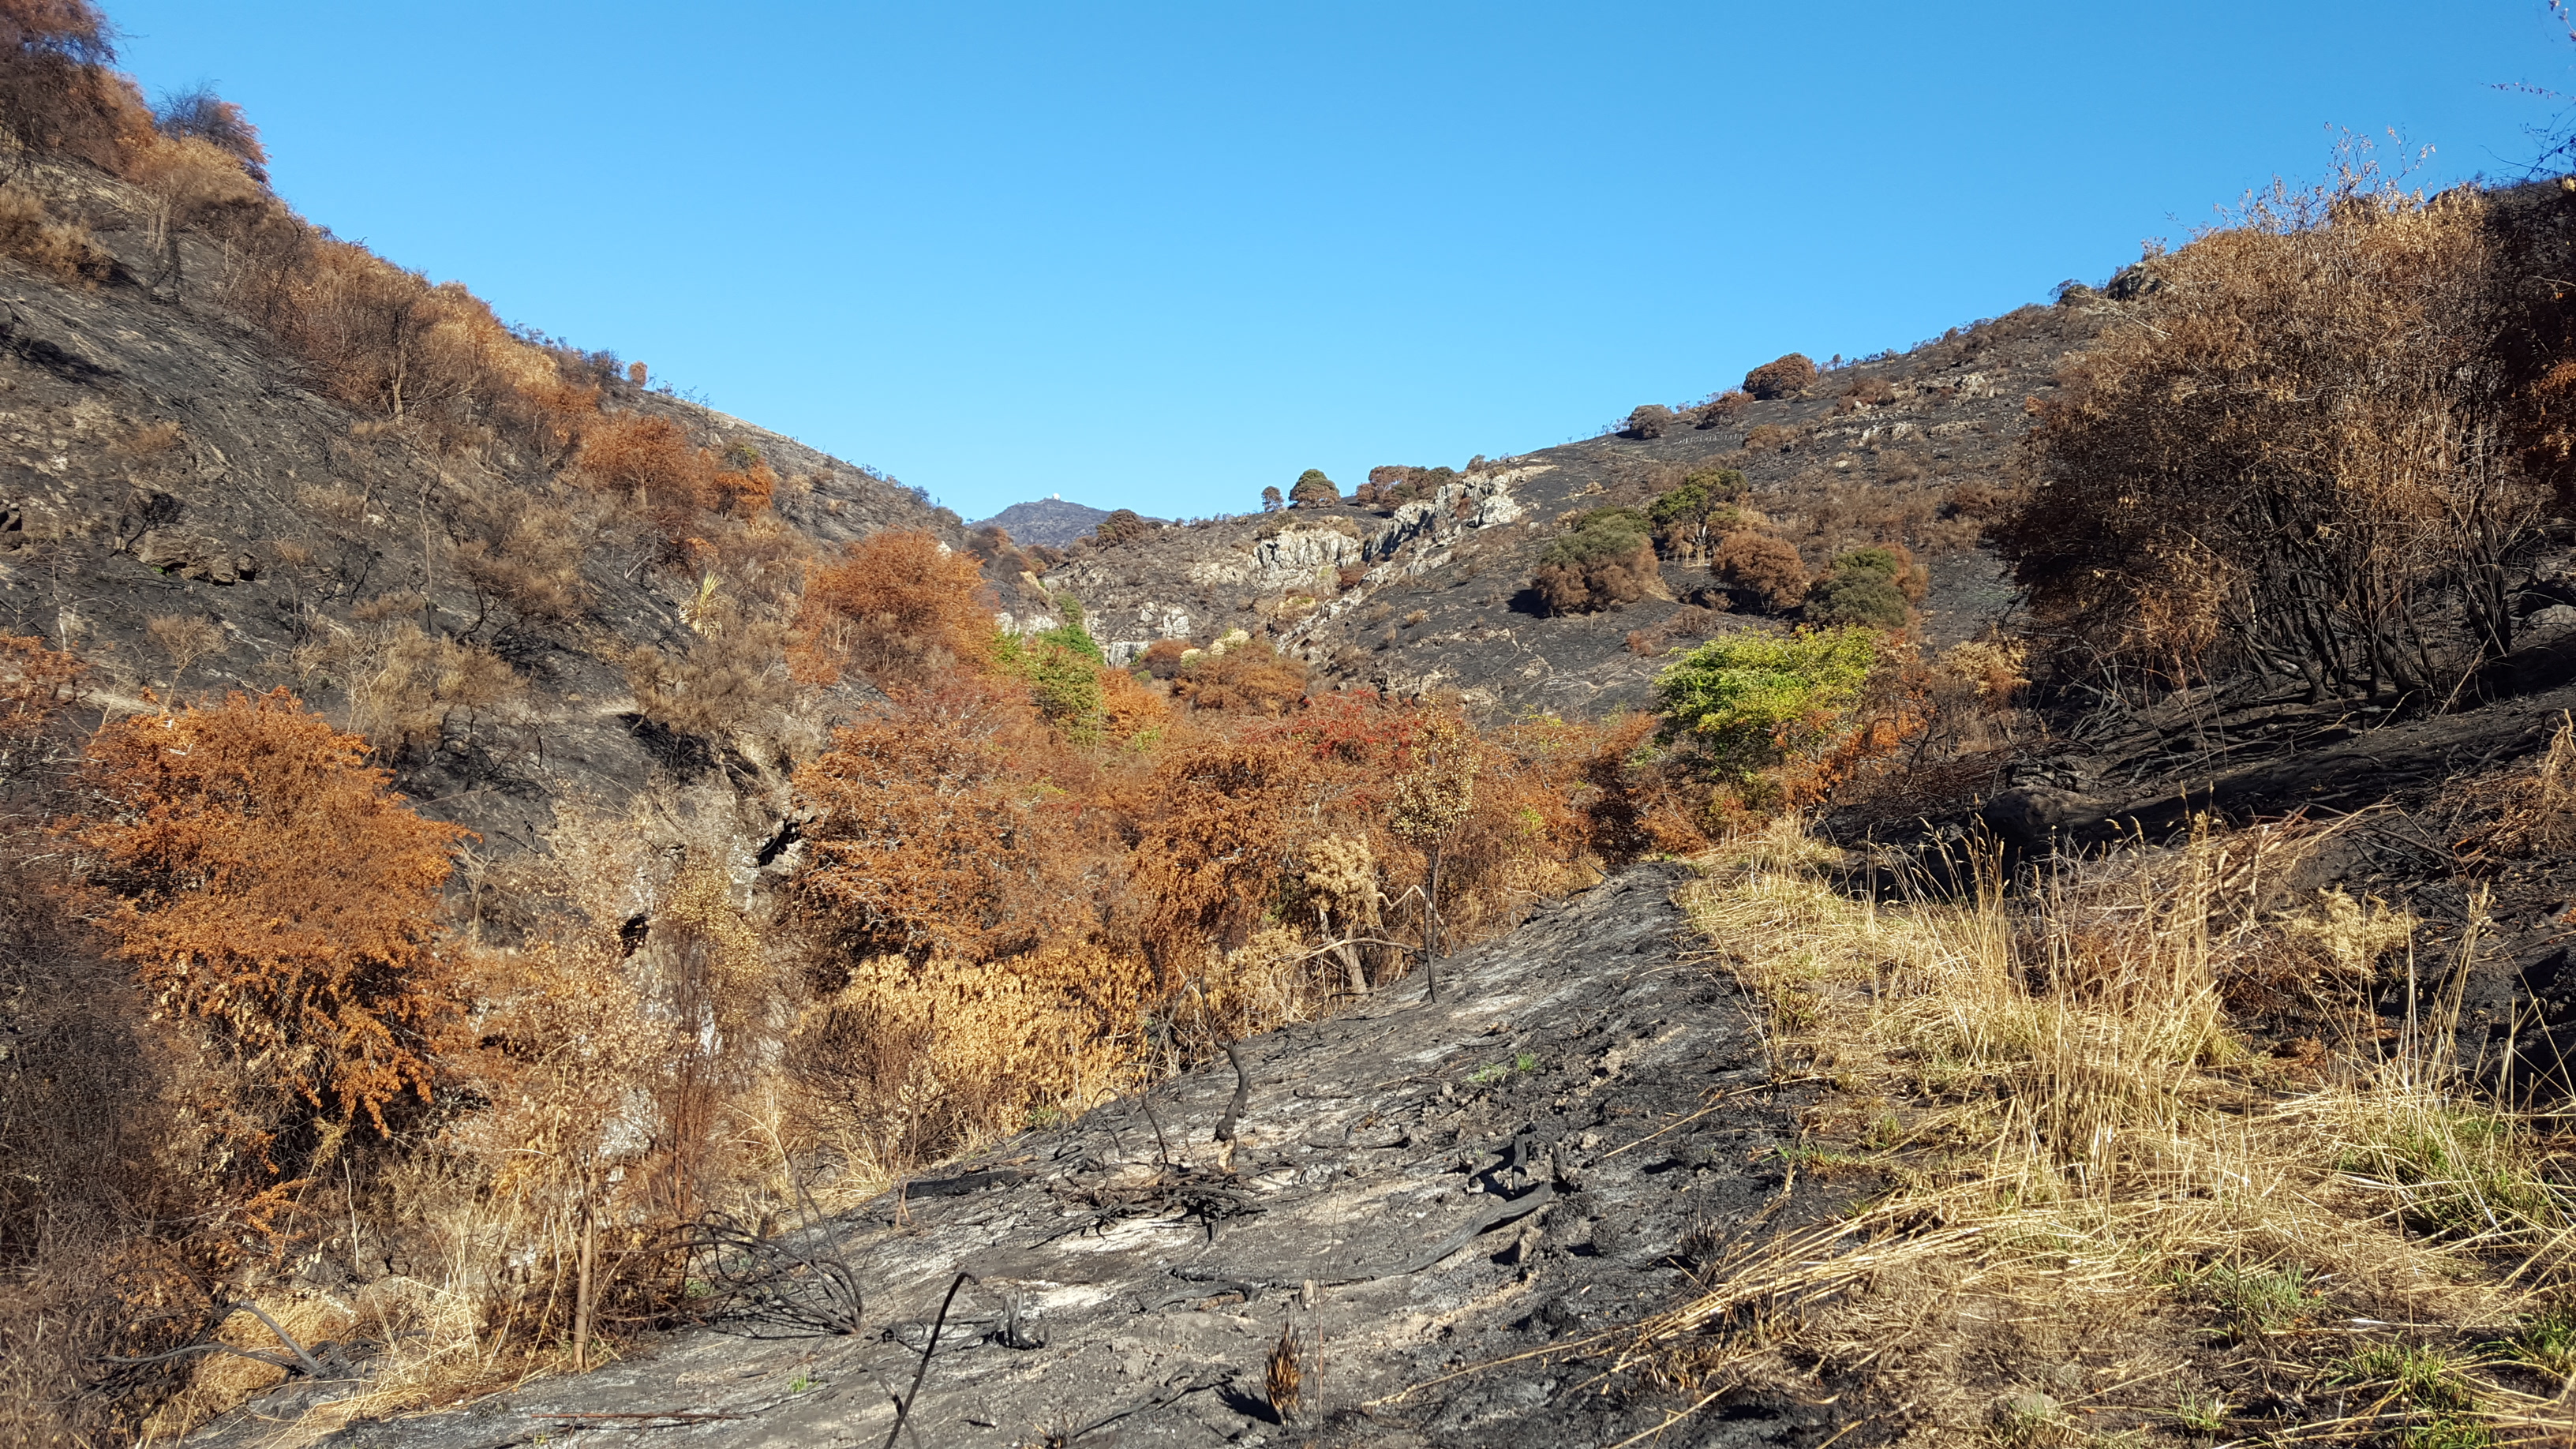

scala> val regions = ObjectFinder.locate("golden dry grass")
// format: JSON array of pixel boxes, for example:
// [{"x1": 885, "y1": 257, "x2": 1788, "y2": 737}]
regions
[{"x1": 1642, "y1": 814, "x2": 2576, "y2": 1447}]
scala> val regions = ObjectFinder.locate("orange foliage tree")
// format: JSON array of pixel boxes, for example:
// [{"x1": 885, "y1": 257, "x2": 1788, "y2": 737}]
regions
[
  {"x1": 791, "y1": 528, "x2": 995, "y2": 692},
  {"x1": 792, "y1": 681, "x2": 1103, "y2": 966},
  {"x1": 78, "y1": 690, "x2": 470, "y2": 1163},
  {"x1": 1129, "y1": 733, "x2": 1321, "y2": 969}
]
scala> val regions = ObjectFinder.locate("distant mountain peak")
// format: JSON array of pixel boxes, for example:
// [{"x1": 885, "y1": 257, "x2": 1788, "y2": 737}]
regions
[{"x1": 973, "y1": 497, "x2": 1124, "y2": 548}]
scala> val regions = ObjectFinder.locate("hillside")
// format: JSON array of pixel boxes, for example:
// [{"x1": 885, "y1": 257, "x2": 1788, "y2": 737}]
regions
[
  {"x1": 1028, "y1": 301, "x2": 2091, "y2": 720},
  {"x1": 0, "y1": 157, "x2": 957, "y2": 859},
  {"x1": 27, "y1": 9, "x2": 2576, "y2": 1448}
]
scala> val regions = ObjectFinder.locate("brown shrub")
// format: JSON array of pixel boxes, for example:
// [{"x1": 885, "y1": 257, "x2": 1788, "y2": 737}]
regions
[
  {"x1": 1533, "y1": 511, "x2": 1661, "y2": 614},
  {"x1": 1130, "y1": 732, "x2": 1320, "y2": 963},
  {"x1": 451, "y1": 488, "x2": 591, "y2": 628},
  {"x1": 1692, "y1": 390, "x2": 1752, "y2": 427},
  {"x1": 1092, "y1": 507, "x2": 1153, "y2": 546},
  {"x1": 2001, "y1": 166, "x2": 2540, "y2": 702},
  {"x1": 127, "y1": 133, "x2": 264, "y2": 287},
  {"x1": 1622, "y1": 403, "x2": 1675, "y2": 439},
  {"x1": 793, "y1": 682, "x2": 1099, "y2": 964},
  {"x1": 0, "y1": 1, "x2": 151, "y2": 175},
  {"x1": 790, "y1": 529, "x2": 995, "y2": 693},
  {"x1": 1139, "y1": 638, "x2": 1192, "y2": 680},
  {"x1": 153, "y1": 86, "x2": 266, "y2": 178},
  {"x1": 0, "y1": 182, "x2": 109, "y2": 284},
  {"x1": 618, "y1": 617, "x2": 793, "y2": 744},
  {"x1": 1743, "y1": 421, "x2": 1795, "y2": 451},
  {"x1": 1743, "y1": 352, "x2": 1817, "y2": 399},
  {"x1": 1712, "y1": 530, "x2": 1808, "y2": 612},
  {"x1": 1174, "y1": 639, "x2": 1309, "y2": 713},
  {"x1": 309, "y1": 619, "x2": 522, "y2": 757},
  {"x1": 574, "y1": 412, "x2": 710, "y2": 513},
  {"x1": 1841, "y1": 375, "x2": 1896, "y2": 406}
]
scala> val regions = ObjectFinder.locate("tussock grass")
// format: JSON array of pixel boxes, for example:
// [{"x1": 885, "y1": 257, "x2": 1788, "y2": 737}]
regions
[{"x1": 1648, "y1": 815, "x2": 2576, "y2": 1446}]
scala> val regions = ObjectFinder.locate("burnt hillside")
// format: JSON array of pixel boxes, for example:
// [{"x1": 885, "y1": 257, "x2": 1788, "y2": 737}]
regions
[
  {"x1": 0, "y1": 157, "x2": 955, "y2": 856},
  {"x1": 1030, "y1": 299, "x2": 2099, "y2": 720}
]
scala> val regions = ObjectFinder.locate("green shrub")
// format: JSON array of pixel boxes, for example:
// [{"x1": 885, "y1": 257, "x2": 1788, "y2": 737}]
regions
[
  {"x1": 1804, "y1": 545, "x2": 1921, "y2": 630},
  {"x1": 1533, "y1": 509, "x2": 1658, "y2": 614},
  {"x1": 1806, "y1": 575, "x2": 1909, "y2": 629},
  {"x1": 1655, "y1": 627, "x2": 1878, "y2": 775},
  {"x1": 995, "y1": 623, "x2": 1106, "y2": 739},
  {"x1": 1648, "y1": 470, "x2": 1744, "y2": 561}
]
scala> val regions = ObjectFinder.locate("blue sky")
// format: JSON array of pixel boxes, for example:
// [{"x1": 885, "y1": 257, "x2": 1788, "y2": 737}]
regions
[{"x1": 99, "y1": 2, "x2": 2576, "y2": 522}]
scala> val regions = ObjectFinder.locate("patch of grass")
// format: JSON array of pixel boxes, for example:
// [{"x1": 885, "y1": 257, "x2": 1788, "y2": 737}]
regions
[
  {"x1": 1988, "y1": 1391, "x2": 2072, "y2": 1449},
  {"x1": 2325, "y1": 1344, "x2": 2490, "y2": 1449},
  {"x1": 2170, "y1": 1388, "x2": 2228, "y2": 1436},
  {"x1": 2496, "y1": 1301, "x2": 2576, "y2": 1382},
  {"x1": 2194, "y1": 1261, "x2": 2312, "y2": 1334}
]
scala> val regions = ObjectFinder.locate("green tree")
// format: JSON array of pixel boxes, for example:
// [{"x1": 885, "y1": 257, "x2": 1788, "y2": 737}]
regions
[
  {"x1": 1289, "y1": 470, "x2": 1339, "y2": 508},
  {"x1": 1647, "y1": 470, "x2": 1744, "y2": 561}
]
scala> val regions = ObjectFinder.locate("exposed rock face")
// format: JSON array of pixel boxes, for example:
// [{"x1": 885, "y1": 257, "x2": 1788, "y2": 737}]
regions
[
  {"x1": 1025, "y1": 305, "x2": 2097, "y2": 721},
  {"x1": 201, "y1": 863, "x2": 1832, "y2": 1448}
]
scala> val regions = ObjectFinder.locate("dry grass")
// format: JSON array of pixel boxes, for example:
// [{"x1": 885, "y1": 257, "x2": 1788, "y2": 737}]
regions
[{"x1": 1635, "y1": 815, "x2": 2576, "y2": 1447}]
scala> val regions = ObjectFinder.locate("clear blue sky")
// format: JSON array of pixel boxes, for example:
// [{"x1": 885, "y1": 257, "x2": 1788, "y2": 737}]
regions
[{"x1": 97, "y1": 2, "x2": 2576, "y2": 522}]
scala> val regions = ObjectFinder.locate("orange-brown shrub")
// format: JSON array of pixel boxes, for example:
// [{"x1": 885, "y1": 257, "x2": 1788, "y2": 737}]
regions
[
  {"x1": 2001, "y1": 165, "x2": 2540, "y2": 701},
  {"x1": 1743, "y1": 353, "x2": 1817, "y2": 399},
  {"x1": 574, "y1": 412, "x2": 709, "y2": 511},
  {"x1": 1713, "y1": 529, "x2": 1807, "y2": 612},
  {"x1": 1692, "y1": 390, "x2": 1752, "y2": 427},
  {"x1": 1129, "y1": 732, "x2": 1321, "y2": 964},
  {"x1": 790, "y1": 528, "x2": 995, "y2": 692},
  {"x1": 0, "y1": 0, "x2": 151, "y2": 174},
  {"x1": 1139, "y1": 637, "x2": 1192, "y2": 680},
  {"x1": 1174, "y1": 639, "x2": 1309, "y2": 713},
  {"x1": 78, "y1": 690, "x2": 470, "y2": 1166},
  {"x1": 792, "y1": 682, "x2": 1101, "y2": 965},
  {"x1": 0, "y1": 182, "x2": 109, "y2": 284}
]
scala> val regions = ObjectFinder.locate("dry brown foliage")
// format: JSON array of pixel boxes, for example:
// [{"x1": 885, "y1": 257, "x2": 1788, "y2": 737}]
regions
[
  {"x1": 1742, "y1": 353, "x2": 1816, "y2": 399},
  {"x1": 300, "y1": 615, "x2": 521, "y2": 758},
  {"x1": 0, "y1": 0, "x2": 150, "y2": 175},
  {"x1": 790, "y1": 528, "x2": 994, "y2": 692},
  {"x1": 794, "y1": 680, "x2": 1104, "y2": 964},
  {"x1": 0, "y1": 181, "x2": 107, "y2": 283},
  {"x1": 2003, "y1": 155, "x2": 2544, "y2": 704},
  {"x1": 1711, "y1": 529, "x2": 1807, "y2": 612},
  {"x1": 80, "y1": 690, "x2": 470, "y2": 1162},
  {"x1": 1138, "y1": 637, "x2": 1192, "y2": 680},
  {"x1": 1173, "y1": 638, "x2": 1309, "y2": 713},
  {"x1": 1629, "y1": 817, "x2": 2576, "y2": 1447}
]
